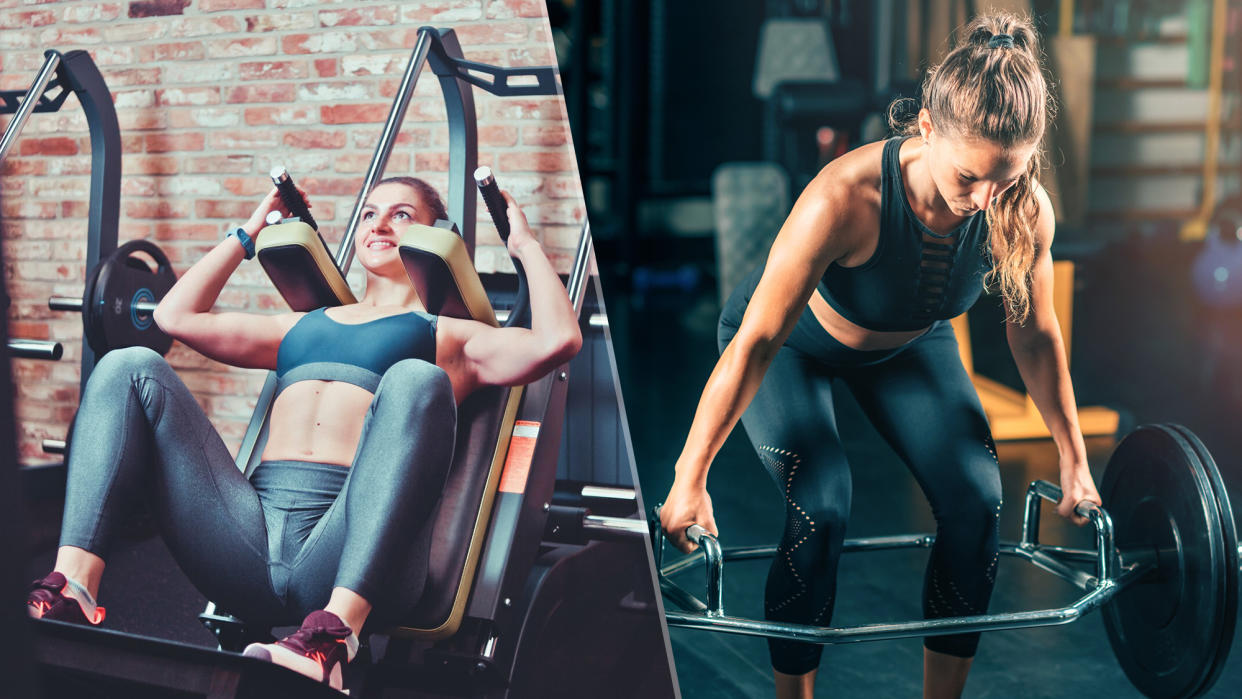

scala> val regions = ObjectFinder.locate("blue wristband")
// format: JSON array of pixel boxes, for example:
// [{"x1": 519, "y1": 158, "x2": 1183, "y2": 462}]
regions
[{"x1": 228, "y1": 226, "x2": 255, "y2": 260}]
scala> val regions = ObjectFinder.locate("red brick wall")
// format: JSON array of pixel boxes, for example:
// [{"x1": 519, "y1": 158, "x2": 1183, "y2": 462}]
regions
[{"x1": 1, "y1": 0, "x2": 585, "y2": 463}]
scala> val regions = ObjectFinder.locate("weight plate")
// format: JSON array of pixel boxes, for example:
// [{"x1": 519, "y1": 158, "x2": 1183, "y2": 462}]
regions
[
  {"x1": 1167, "y1": 425, "x2": 1238, "y2": 698},
  {"x1": 1101, "y1": 424, "x2": 1230, "y2": 698},
  {"x1": 85, "y1": 240, "x2": 176, "y2": 356}
]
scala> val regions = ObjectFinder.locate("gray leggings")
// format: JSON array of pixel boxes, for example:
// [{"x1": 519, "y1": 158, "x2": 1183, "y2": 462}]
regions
[{"x1": 60, "y1": 346, "x2": 456, "y2": 628}]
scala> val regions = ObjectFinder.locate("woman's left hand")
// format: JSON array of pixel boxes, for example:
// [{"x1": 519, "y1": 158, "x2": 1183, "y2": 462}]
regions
[
  {"x1": 1057, "y1": 459, "x2": 1102, "y2": 526},
  {"x1": 500, "y1": 191, "x2": 540, "y2": 257}
]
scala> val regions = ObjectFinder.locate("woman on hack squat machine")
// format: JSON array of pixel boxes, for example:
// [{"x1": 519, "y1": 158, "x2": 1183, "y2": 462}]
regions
[{"x1": 27, "y1": 176, "x2": 581, "y2": 692}]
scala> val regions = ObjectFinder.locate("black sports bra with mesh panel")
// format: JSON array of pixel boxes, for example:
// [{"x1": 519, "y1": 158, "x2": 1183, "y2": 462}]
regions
[{"x1": 817, "y1": 136, "x2": 993, "y2": 332}]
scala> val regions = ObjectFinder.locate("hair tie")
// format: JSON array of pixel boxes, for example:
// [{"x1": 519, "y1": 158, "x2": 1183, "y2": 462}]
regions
[{"x1": 988, "y1": 33, "x2": 1015, "y2": 49}]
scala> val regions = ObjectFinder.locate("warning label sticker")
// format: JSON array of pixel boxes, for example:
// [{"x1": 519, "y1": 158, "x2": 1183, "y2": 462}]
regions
[{"x1": 499, "y1": 421, "x2": 540, "y2": 494}]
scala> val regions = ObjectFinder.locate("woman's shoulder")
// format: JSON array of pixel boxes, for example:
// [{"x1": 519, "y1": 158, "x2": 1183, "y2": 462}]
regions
[
  {"x1": 792, "y1": 138, "x2": 887, "y2": 238},
  {"x1": 804, "y1": 139, "x2": 887, "y2": 209}
]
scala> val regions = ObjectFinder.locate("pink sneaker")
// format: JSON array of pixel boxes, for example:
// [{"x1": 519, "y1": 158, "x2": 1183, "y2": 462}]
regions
[
  {"x1": 243, "y1": 610, "x2": 357, "y2": 693},
  {"x1": 26, "y1": 572, "x2": 105, "y2": 625}
]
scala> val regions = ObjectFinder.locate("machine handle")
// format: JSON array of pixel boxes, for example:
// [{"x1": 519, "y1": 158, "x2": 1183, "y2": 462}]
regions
[
  {"x1": 474, "y1": 166, "x2": 510, "y2": 240},
  {"x1": 1025, "y1": 480, "x2": 1116, "y2": 583},
  {"x1": 473, "y1": 166, "x2": 529, "y2": 328},
  {"x1": 270, "y1": 166, "x2": 318, "y2": 231},
  {"x1": 1032, "y1": 479, "x2": 1099, "y2": 519},
  {"x1": 651, "y1": 505, "x2": 725, "y2": 616}
]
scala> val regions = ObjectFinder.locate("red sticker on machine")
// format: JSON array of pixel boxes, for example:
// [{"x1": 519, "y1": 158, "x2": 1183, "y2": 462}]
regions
[{"x1": 498, "y1": 421, "x2": 540, "y2": 493}]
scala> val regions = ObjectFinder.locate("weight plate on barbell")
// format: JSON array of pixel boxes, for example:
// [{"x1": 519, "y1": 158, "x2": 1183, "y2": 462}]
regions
[
  {"x1": 1168, "y1": 424, "x2": 1238, "y2": 698},
  {"x1": 84, "y1": 240, "x2": 176, "y2": 356},
  {"x1": 1101, "y1": 424, "x2": 1232, "y2": 698}
]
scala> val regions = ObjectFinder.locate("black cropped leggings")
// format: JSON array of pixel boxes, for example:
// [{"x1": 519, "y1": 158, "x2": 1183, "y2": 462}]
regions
[
  {"x1": 59, "y1": 346, "x2": 456, "y2": 629},
  {"x1": 719, "y1": 270, "x2": 1002, "y2": 674}
]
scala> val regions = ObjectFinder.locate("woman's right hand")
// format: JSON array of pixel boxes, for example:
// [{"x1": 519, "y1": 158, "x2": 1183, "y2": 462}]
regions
[
  {"x1": 660, "y1": 476, "x2": 718, "y2": 554},
  {"x1": 242, "y1": 186, "x2": 311, "y2": 238}
]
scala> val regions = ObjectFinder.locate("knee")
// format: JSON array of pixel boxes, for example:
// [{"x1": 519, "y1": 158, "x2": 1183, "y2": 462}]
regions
[
  {"x1": 940, "y1": 471, "x2": 1003, "y2": 538},
  {"x1": 90, "y1": 346, "x2": 168, "y2": 385},
  {"x1": 376, "y1": 360, "x2": 454, "y2": 414},
  {"x1": 797, "y1": 498, "x2": 849, "y2": 537}
]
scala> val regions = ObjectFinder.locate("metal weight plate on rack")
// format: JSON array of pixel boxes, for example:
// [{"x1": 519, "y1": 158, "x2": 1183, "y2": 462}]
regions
[
  {"x1": 1169, "y1": 424, "x2": 1239, "y2": 697},
  {"x1": 83, "y1": 240, "x2": 176, "y2": 356},
  {"x1": 1101, "y1": 424, "x2": 1233, "y2": 698}
]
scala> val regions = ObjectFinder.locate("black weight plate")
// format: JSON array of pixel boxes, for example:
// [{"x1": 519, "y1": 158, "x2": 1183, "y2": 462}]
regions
[
  {"x1": 1101, "y1": 424, "x2": 1229, "y2": 698},
  {"x1": 86, "y1": 240, "x2": 176, "y2": 356},
  {"x1": 81, "y1": 252, "x2": 106, "y2": 357},
  {"x1": 1168, "y1": 424, "x2": 1238, "y2": 698}
]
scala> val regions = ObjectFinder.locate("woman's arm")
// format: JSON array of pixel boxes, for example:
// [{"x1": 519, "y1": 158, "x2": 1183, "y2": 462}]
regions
[
  {"x1": 153, "y1": 187, "x2": 301, "y2": 369},
  {"x1": 1004, "y1": 185, "x2": 1101, "y2": 525},
  {"x1": 660, "y1": 167, "x2": 861, "y2": 552},
  {"x1": 443, "y1": 192, "x2": 583, "y2": 393}
]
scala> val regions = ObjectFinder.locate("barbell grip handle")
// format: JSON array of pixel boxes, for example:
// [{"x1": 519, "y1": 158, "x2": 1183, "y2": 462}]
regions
[
  {"x1": 1032, "y1": 479, "x2": 1098, "y2": 519},
  {"x1": 685, "y1": 524, "x2": 708, "y2": 544},
  {"x1": 49, "y1": 296, "x2": 158, "y2": 315}
]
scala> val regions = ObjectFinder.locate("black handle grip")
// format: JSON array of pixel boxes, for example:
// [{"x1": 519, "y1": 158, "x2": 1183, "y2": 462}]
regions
[
  {"x1": 474, "y1": 166, "x2": 510, "y2": 241},
  {"x1": 270, "y1": 166, "x2": 318, "y2": 231},
  {"x1": 473, "y1": 166, "x2": 528, "y2": 329}
]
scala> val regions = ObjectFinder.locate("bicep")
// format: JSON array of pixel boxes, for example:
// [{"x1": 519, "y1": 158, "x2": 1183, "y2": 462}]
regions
[
  {"x1": 158, "y1": 311, "x2": 294, "y2": 370},
  {"x1": 460, "y1": 325, "x2": 551, "y2": 387}
]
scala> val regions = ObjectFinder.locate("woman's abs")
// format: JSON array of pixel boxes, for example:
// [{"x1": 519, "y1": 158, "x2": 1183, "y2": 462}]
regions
[{"x1": 261, "y1": 381, "x2": 375, "y2": 466}]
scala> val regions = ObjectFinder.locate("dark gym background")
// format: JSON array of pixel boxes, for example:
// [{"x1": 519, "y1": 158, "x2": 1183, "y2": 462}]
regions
[{"x1": 550, "y1": 0, "x2": 1242, "y2": 696}]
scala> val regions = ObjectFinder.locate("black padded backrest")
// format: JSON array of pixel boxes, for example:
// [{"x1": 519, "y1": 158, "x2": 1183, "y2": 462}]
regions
[{"x1": 396, "y1": 383, "x2": 519, "y2": 636}]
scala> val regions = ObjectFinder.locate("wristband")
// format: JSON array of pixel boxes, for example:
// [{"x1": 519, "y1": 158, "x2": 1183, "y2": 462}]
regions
[{"x1": 227, "y1": 226, "x2": 255, "y2": 260}]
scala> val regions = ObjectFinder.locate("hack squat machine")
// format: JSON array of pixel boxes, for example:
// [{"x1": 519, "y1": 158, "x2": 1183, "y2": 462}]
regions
[{"x1": 1, "y1": 29, "x2": 672, "y2": 699}]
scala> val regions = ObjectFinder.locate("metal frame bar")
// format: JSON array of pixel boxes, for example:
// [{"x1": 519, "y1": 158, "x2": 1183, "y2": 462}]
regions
[
  {"x1": 0, "y1": 50, "x2": 123, "y2": 392},
  {"x1": 655, "y1": 479, "x2": 1150, "y2": 644},
  {"x1": 0, "y1": 52, "x2": 63, "y2": 163},
  {"x1": 336, "y1": 26, "x2": 561, "y2": 270}
]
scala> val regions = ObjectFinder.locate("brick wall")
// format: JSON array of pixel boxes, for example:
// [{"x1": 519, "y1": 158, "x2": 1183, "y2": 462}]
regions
[{"x1": 0, "y1": 0, "x2": 586, "y2": 464}]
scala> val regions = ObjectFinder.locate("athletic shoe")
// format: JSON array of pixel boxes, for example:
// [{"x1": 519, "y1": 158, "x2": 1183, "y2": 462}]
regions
[
  {"x1": 243, "y1": 610, "x2": 357, "y2": 693},
  {"x1": 26, "y1": 572, "x2": 105, "y2": 625}
]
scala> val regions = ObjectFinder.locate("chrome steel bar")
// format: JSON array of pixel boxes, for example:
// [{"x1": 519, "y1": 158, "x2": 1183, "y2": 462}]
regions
[
  {"x1": 42, "y1": 439, "x2": 66, "y2": 454},
  {"x1": 1024, "y1": 479, "x2": 1116, "y2": 580},
  {"x1": 583, "y1": 514, "x2": 649, "y2": 538},
  {"x1": 686, "y1": 524, "x2": 723, "y2": 616},
  {"x1": 670, "y1": 541, "x2": 1097, "y2": 581},
  {"x1": 0, "y1": 52, "x2": 61, "y2": 163},
  {"x1": 665, "y1": 582, "x2": 1117, "y2": 644},
  {"x1": 1009, "y1": 545, "x2": 1099, "y2": 591},
  {"x1": 8, "y1": 339, "x2": 63, "y2": 361},
  {"x1": 496, "y1": 309, "x2": 606, "y2": 328},
  {"x1": 1022, "y1": 480, "x2": 1045, "y2": 548},
  {"x1": 661, "y1": 578, "x2": 708, "y2": 614},
  {"x1": 49, "y1": 296, "x2": 157, "y2": 315},
  {"x1": 338, "y1": 29, "x2": 433, "y2": 273},
  {"x1": 580, "y1": 485, "x2": 634, "y2": 501},
  {"x1": 566, "y1": 222, "x2": 593, "y2": 316}
]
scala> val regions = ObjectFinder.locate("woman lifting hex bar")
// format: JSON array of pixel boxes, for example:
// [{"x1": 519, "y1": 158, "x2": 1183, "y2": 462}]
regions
[
  {"x1": 25, "y1": 177, "x2": 582, "y2": 692},
  {"x1": 659, "y1": 14, "x2": 1102, "y2": 699}
]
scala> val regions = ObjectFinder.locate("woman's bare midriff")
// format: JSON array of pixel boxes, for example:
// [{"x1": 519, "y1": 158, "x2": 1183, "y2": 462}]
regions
[
  {"x1": 806, "y1": 289, "x2": 931, "y2": 350},
  {"x1": 260, "y1": 381, "x2": 376, "y2": 466}
]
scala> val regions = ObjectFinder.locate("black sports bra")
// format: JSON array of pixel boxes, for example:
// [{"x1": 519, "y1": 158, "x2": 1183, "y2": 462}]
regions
[{"x1": 817, "y1": 136, "x2": 994, "y2": 332}]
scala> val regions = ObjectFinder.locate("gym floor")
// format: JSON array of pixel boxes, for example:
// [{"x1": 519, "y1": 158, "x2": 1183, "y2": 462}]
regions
[{"x1": 605, "y1": 231, "x2": 1242, "y2": 697}]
